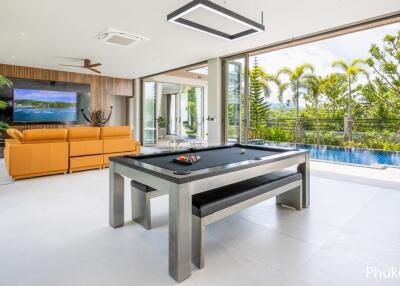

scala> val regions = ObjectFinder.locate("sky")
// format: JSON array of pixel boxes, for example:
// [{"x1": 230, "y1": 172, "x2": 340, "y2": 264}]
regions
[
  {"x1": 250, "y1": 22, "x2": 400, "y2": 106},
  {"x1": 14, "y1": 88, "x2": 77, "y2": 103}
]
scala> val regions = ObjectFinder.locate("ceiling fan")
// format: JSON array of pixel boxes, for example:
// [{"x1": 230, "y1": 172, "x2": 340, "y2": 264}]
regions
[{"x1": 60, "y1": 59, "x2": 102, "y2": 74}]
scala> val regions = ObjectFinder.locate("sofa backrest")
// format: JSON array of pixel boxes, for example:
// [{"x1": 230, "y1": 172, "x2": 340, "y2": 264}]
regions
[
  {"x1": 6, "y1": 128, "x2": 23, "y2": 143},
  {"x1": 22, "y1": 129, "x2": 68, "y2": 144},
  {"x1": 100, "y1": 126, "x2": 132, "y2": 140},
  {"x1": 68, "y1": 127, "x2": 100, "y2": 141}
]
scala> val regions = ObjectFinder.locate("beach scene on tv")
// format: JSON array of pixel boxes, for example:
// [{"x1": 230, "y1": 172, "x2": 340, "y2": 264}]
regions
[{"x1": 13, "y1": 88, "x2": 77, "y2": 122}]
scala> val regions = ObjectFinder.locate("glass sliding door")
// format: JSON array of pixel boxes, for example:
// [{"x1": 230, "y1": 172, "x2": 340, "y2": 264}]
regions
[
  {"x1": 167, "y1": 93, "x2": 178, "y2": 135},
  {"x1": 224, "y1": 56, "x2": 248, "y2": 143},
  {"x1": 180, "y1": 85, "x2": 204, "y2": 139},
  {"x1": 143, "y1": 81, "x2": 157, "y2": 145}
]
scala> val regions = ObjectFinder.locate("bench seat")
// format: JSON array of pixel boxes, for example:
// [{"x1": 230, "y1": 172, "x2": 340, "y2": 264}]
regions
[
  {"x1": 130, "y1": 169, "x2": 303, "y2": 269},
  {"x1": 192, "y1": 170, "x2": 302, "y2": 218},
  {"x1": 191, "y1": 169, "x2": 303, "y2": 269}
]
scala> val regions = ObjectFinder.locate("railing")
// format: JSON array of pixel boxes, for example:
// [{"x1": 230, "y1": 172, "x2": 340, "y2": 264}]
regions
[{"x1": 266, "y1": 118, "x2": 400, "y2": 133}]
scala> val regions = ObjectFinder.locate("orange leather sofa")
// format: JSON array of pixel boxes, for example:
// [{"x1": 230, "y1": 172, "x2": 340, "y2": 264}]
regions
[
  {"x1": 101, "y1": 126, "x2": 141, "y2": 167},
  {"x1": 68, "y1": 127, "x2": 103, "y2": 173},
  {"x1": 5, "y1": 126, "x2": 141, "y2": 179},
  {"x1": 5, "y1": 128, "x2": 69, "y2": 180}
]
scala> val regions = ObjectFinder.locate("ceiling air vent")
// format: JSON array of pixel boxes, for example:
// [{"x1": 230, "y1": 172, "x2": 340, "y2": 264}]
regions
[{"x1": 97, "y1": 28, "x2": 148, "y2": 47}]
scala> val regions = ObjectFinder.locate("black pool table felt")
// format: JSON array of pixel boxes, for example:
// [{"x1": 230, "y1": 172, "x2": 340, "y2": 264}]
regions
[{"x1": 135, "y1": 147, "x2": 280, "y2": 173}]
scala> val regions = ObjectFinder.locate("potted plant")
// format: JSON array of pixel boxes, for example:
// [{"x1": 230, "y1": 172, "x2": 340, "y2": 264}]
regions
[
  {"x1": 157, "y1": 116, "x2": 167, "y2": 139},
  {"x1": 0, "y1": 75, "x2": 13, "y2": 158}
]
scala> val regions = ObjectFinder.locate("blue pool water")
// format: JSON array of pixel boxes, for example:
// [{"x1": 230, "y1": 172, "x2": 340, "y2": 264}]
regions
[
  {"x1": 13, "y1": 107, "x2": 76, "y2": 122},
  {"x1": 263, "y1": 142, "x2": 400, "y2": 167}
]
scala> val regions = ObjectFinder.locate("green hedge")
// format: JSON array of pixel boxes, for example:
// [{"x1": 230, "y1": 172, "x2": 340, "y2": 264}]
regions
[{"x1": 254, "y1": 127, "x2": 400, "y2": 151}]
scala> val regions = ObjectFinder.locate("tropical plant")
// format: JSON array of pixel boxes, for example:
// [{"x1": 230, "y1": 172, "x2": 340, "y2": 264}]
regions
[
  {"x1": 364, "y1": 31, "x2": 400, "y2": 137},
  {"x1": 0, "y1": 121, "x2": 9, "y2": 138},
  {"x1": 0, "y1": 76, "x2": 13, "y2": 138},
  {"x1": 0, "y1": 75, "x2": 13, "y2": 109},
  {"x1": 157, "y1": 116, "x2": 166, "y2": 128},
  {"x1": 319, "y1": 73, "x2": 348, "y2": 121},
  {"x1": 0, "y1": 75, "x2": 12, "y2": 88},
  {"x1": 277, "y1": 63, "x2": 314, "y2": 142},
  {"x1": 249, "y1": 57, "x2": 271, "y2": 139},
  {"x1": 332, "y1": 59, "x2": 369, "y2": 141},
  {"x1": 304, "y1": 75, "x2": 323, "y2": 144}
]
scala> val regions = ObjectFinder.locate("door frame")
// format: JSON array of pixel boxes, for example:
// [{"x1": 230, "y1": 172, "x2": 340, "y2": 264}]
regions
[
  {"x1": 140, "y1": 80, "x2": 158, "y2": 146},
  {"x1": 222, "y1": 53, "x2": 250, "y2": 144},
  {"x1": 140, "y1": 79, "x2": 206, "y2": 145}
]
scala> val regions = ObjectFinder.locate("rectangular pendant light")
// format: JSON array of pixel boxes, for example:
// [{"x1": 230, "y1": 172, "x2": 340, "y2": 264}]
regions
[{"x1": 167, "y1": 0, "x2": 265, "y2": 40}]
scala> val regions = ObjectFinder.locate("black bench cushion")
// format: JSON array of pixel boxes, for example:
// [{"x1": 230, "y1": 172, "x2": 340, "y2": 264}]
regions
[
  {"x1": 192, "y1": 170, "x2": 302, "y2": 218},
  {"x1": 131, "y1": 180, "x2": 156, "y2": 192}
]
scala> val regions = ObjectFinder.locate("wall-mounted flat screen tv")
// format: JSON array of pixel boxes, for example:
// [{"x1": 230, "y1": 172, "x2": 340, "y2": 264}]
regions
[{"x1": 13, "y1": 88, "x2": 77, "y2": 123}]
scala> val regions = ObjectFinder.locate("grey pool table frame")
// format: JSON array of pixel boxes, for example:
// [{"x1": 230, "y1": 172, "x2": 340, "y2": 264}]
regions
[{"x1": 109, "y1": 144, "x2": 310, "y2": 282}]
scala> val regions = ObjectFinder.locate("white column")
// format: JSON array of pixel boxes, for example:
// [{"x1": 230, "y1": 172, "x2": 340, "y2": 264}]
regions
[
  {"x1": 133, "y1": 78, "x2": 141, "y2": 142},
  {"x1": 207, "y1": 58, "x2": 222, "y2": 145}
]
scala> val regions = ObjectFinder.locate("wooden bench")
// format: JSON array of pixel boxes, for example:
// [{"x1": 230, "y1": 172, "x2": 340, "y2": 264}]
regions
[{"x1": 130, "y1": 169, "x2": 302, "y2": 268}]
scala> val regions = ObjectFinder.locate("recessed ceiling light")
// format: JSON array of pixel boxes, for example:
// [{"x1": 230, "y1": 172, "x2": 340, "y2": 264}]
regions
[
  {"x1": 11, "y1": 55, "x2": 15, "y2": 59},
  {"x1": 20, "y1": 32, "x2": 25, "y2": 36},
  {"x1": 167, "y1": 0, "x2": 265, "y2": 40}
]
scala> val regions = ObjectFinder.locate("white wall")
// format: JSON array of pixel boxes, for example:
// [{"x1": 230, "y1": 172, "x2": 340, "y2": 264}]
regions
[
  {"x1": 109, "y1": 95, "x2": 126, "y2": 126},
  {"x1": 133, "y1": 78, "x2": 141, "y2": 141},
  {"x1": 207, "y1": 58, "x2": 222, "y2": 145}
]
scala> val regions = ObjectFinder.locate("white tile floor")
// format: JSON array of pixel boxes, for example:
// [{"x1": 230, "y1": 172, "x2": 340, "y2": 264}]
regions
[{"x1": 0, "y1": 159, "x2": 399, "y2": 286}]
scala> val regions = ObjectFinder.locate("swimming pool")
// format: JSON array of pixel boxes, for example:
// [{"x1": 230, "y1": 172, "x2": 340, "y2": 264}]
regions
[{"x1": 262, "y1": 142, "x2": 400, "y2": 167}]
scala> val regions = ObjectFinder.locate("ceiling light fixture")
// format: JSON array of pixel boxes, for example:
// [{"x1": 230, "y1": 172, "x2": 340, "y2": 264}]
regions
[{"x1": 167, "y1": 0, "x2": 265, "y2": 40}]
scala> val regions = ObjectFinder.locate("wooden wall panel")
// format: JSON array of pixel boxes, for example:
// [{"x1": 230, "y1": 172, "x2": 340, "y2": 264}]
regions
[{"x1": 0, "y1": 64, "x2": 133, "y2": 131}]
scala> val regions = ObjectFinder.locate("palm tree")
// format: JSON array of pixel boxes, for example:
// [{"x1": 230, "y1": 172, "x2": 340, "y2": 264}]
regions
[
  {"x1": 304, "y1": 75, "x2": 323, "y2": 144},
  {"x1": 0, "y1": 75, "x2": 12, "y2": 87},
  {"x1": 277, "y1": 63, "x2": 314, "y2": 142},
  {"x1": 249, "y1": 57, "x2": 286, "y2": 139},
  {"x1": 332, "y1": 59, "x2": 369, "y2": 141},
  {"x1": 249, "y1": 60, "x2": 271, "y2": 139},
  {"x1": 257, "y1": 68, "x2": 287, "y2": 101},
  {"x1": 0, "y1": 75, "x2": 13, "y2": 109}
]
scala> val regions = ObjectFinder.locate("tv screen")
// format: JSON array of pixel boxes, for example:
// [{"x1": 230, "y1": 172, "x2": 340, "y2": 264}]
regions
[{"x1": 13, "y1": 88, "x2": 77, "y2": 123}]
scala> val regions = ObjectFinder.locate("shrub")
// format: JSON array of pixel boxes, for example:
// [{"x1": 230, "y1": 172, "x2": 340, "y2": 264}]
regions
[{"x1": 261, "y1": 127, "x2": 294, "y2": 142}]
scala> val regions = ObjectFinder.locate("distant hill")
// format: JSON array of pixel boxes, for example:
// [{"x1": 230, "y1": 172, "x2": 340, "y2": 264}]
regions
[
  {"x1": 14, "y1": 99, "x2": 76, "y2": 109},
  {"x1": 269, "y1": 102, "x2": 305, "y2": 110}
]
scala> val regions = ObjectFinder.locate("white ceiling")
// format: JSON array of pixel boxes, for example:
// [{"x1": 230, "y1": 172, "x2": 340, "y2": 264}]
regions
[{"x1": 0, "y1": 0, "x2": 399, "y2": 79}]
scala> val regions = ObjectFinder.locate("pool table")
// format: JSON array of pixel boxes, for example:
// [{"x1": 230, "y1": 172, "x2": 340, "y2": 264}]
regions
[{"x1": 109, "y1": 144, "x2": 310, "y2": 282}]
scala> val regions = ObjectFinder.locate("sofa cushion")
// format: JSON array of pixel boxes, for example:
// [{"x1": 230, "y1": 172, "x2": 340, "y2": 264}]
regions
[
  {"x1": 100, "y1": 126, "x2": 131, "y2": 139},
  {"x1": 69, "y1": 140, "x2": 103, "y2": 157},
  {"x1": 103, "y1": 138, "x2": 136, "y2": 154},
  {"x1": 6, "y1": 128, "x2": 23, "y2": 143},
  {"x1": 70, "y1": 155, "x2": 103, "y2": 170},
  {"x1": 23, "y1": 129, "x2": 68, "y2": 144},
  {"x1": 68, "y1": 127, "x2": 100, "y2": 141}
]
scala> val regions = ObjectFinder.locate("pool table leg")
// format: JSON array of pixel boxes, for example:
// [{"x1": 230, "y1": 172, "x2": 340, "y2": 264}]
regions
[
  {"x1": 131, "y1": 187, "x2": 152, "y2": 230},
  {"x1": 169, "y1": 184, "x2": 192, "y2": 282},
  {"x1": 109, "y1": 161, "x2": 125, "y2": 228},
  {"x1": 298, "y1": 153, "x2": 310, "y2": 208}
]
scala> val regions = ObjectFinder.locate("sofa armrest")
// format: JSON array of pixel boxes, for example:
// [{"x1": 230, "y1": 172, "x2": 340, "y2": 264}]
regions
[
  {"x1": 6, "y1": 142, "x2": 69, "y2": 178},
  {"x1": 134, "y1": 140, "x2": 141, "y2": 154}
]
